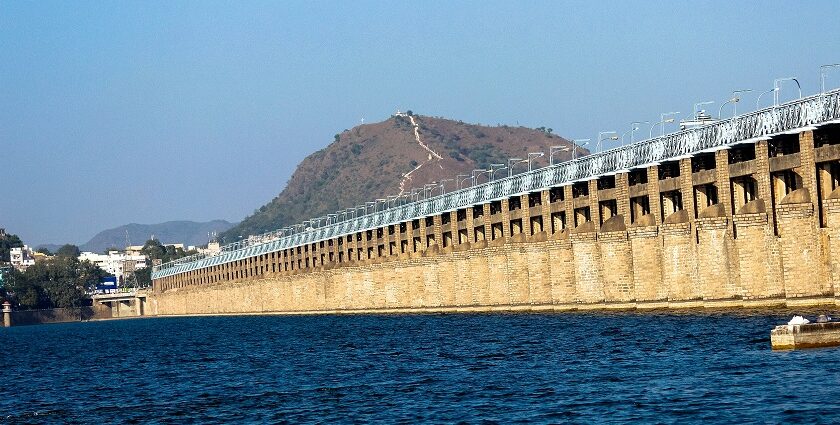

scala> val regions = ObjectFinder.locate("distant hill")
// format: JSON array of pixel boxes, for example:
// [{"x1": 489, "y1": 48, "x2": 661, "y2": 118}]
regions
[
  {"x1": 222, "y1": 113, "x2": 584, "y2": 240},
  {"x1": 77, "y1": 220, "x2": 235, "y2": 253}
]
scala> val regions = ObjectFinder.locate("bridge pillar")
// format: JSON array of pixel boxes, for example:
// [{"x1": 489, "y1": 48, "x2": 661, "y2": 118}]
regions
[
  {"x1": 563, "y1": 185, "x2": 574, "y2": 229},
  {"x1": 482, "y1": 203, "x2": 492, "y2": 242},
  {"x1": 540, "y1": 189, "x2": 551, "y2": 234},
  {"x1": 466, "y1": 206, "x2": 476, "y2": 243},
  {"x1": 679, "y1": 157, "x2": 696, "y2": 221},
  {"x1": 646, "y1": 165, "x2": 662, "y2": 225},
  {"x1": 588, "y1": 179, "x2": 600, "y2": 226},
  {"x1": 755, "y1": 140, "x2": 776, "y2": 232},
  {"x1": 432, "y1": 215, "x2": 443, "y2": 248},
  {"x1": 799, "y1": 130, "x2": 819, "y2": 223},
  {"x1": 615, "y1": 172, "x2": 630, "y2": 226},
  {"x1": 714, "y1": 148, "x2": 733, "y2": 217},
  {"x1": 520, "y1": 194, "x2": 531, "y2": 236},
  {"x1": 501, "y1": 199, "x2": 511, "y2": 239}
]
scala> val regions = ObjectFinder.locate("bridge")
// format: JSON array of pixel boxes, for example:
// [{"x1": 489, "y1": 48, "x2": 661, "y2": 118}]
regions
[{"x1": 148, "y1": 87, "x2": 840, "y2": 315}]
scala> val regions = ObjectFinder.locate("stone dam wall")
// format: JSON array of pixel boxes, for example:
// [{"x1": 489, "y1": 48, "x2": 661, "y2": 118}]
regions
[
  {"x1": 150, "y1": 199, "x2": 840, "y2": 315},
  {"x1": 151, "y1": 128, "x2": 840, "y2": 315}
]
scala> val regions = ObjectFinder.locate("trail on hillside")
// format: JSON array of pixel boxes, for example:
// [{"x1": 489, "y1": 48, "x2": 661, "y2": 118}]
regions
[{"x1": 397, "y1": 114, "x2": 443, "y2": 196}]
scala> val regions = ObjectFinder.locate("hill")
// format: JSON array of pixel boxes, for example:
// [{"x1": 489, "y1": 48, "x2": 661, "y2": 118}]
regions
[
  {"x1": 221, "y1": 113, "x2": 584, "y2": 240},
  {"x1": 78, "y1": 220, "x2": 235, "y2": 253}
]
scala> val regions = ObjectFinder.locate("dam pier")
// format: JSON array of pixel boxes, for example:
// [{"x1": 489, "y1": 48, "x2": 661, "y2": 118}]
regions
[{"x1": 149, "y1": 90, "x2": 840, "y2": 316}]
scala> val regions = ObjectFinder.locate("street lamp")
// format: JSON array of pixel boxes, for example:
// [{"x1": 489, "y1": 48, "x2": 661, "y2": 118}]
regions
[
  {"x1": 572, "y1": 139, "x2": 590, "y2": 160},
  {"x1": 597, "y1": 131, "x2": 618, "y2": 153},
  {"x1": 375, "y1": 199, "x2": 387, "y2": 212},
  {"x1": 821, "y1": 64, "x2": 840, "y2": 94},
  {"x1": 457, "y1": 174, "x2": 472, "y2": 189},
  {"x1": 489, "y1": 164, "x2": 507, "y2": 181},
  {"x1": 622, "y1": 122, "x2": 648, "y2": 144},
  {"x1": 508, "y1": 158, "x2": 526, "y2": 177},
  {"x1": 656, "y1": 112, "x2": 680, "y2": 137},
  {"x1": 423, "y1": 183, "x2": 438, "y2": 199},
  {"x1": 731, "y1": 89, "x2": 752, "y2": 116},
  {"x1": 438, "y1": 179, "x2": 454, "y2": 195},
  {"x1": 472, "y1": 168, "x2": 491, "y2": 184},
  {"x1": 756, "y1": 87, "x2": 778, "y2": 109},
  {"x1": 527, "y1": 152, "x2": 544, "y2": 171},
  {"x1": 773, "y1": 77, "x2": 801, "y2": 105},
  {"x1": 693, "y1": 101, "x2": 714, "y2": 120},
  {"x1": 650, "y1": 118, "x2": 675, "y2": 139},
  {"x1": 549, "y1": 145, "x2": 570, "y2": 165}
]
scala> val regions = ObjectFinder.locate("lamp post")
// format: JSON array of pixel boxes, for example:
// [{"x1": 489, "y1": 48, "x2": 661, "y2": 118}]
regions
[
  {"x1": 773, "y1": 77, "x2": 801, "y2": 106},
  {"x1": 597, "y1": 131, "x2": 618, "y2": 153},
  {"x1": 438, "y1": 178, "x2": 454, "y2": 195},
  {"x1": 572, "y1": 139, "x2": 590, "y2": 160},
  {"x1": 527, "y1": 152, "x2": 544, "y2": 171},
  {"x1": 472, "y1": 169, "x2": 491, "y2": 184},
  {"x1": 489, "y1": 164, "x2": 507, "y2": 181},
  {"x1": 621, "y1": 122, "x2": 648, "y2": 145},
  {"x1": 375, "y1": 199, "x2": 387, "y2": 212},
  {"x1": 693, "y1": 101, "x2": 714, "y2": 120},
  {"x1": 756, "y1": 87, "x2": 778, "y2": 109},
  {"x1": 549, "y1": 145, "x2": 570, "y2": 165},
  {"x1": 423, "y1": 183, "x2": 437, "y2": 199},
  {"x1": 508, "y1": 158, "x2": 525, "y2": 177},
  {"x1": 731, "y1": 89, "x2": 752, "y2": 116},
  {"x1": 457, "y1": 174, "x2": 472, "y2": 189},
  {"x1": 650, "y1": 118, "x2": 675, "y2": 139},
  {"x1": 657, "y1": 112, "x2": 680, "y2": 137},
  {"x1": 821, "y1": 64, "x2": 840, "y2": 94}
]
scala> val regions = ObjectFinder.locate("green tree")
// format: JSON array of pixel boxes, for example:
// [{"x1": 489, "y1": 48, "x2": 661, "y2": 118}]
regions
[
  {"x1": 35, "y1": 247, "x2": 52, "y2": 255},
  {"x1": 2, "y1": 256, "x2": 109, "y2": 309},
  {"x1": 0, "y1": 232, "x2": 24, "y2": 262},
  {"x1": 133, "y1": 266, "x2": 152, "y2": 288},
  {"x1": 140, "y1": 239, "x2": 193, "y2": 264},
  {"x1": 56, "y1": 244, "x2": 81, "y2": 258}
]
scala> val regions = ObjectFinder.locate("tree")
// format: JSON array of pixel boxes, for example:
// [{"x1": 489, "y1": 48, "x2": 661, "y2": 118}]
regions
[
  {"x1": 0, "y1": 232, "x2": 23, "y2": 262},
  {"x1": 134, "y1": 266, "x2": 152, "y2": 288},
  {"x1": 6, "y1": 257, "x2": 108, "y2": 309},
  {"x1": 35, "y1": 247, "x2": 52, "y2": 255},
  {"x1": 140, "y1": 239, "x2": 192, "y2": 264},
  {"x1": 56, "y1": 244, "x2": 81, "y2": 258}
]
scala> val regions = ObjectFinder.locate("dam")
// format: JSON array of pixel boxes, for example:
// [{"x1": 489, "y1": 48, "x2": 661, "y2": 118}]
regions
[{"x1": 149, "y1": 89, "x2": 840, "y2": 316}]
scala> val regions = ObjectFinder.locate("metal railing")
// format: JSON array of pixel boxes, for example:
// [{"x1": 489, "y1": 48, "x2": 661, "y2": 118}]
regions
[{"x1": 153, "y1": 89, "x2": 840, "y2": 280}]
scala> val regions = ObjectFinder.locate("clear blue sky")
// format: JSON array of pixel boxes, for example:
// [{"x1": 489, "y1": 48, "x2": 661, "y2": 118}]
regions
[{"x1": 2, "y1": 1, "x2": 839, "y2": 246}]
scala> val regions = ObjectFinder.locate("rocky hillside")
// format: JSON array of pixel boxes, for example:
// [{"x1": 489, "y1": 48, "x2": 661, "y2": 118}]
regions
[{"x1": 221, "y1": 114, "x2": 583, "y2": 240}]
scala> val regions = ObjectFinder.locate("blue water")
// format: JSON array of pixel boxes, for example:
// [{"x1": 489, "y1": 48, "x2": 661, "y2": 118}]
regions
[{"x1": 2, "y1": 311, "x2": 840, "y2": 424}]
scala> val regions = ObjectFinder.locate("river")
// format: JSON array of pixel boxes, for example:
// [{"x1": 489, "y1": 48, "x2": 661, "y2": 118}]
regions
[{"x1": 2, "y1": 311, "x2": 840, "y2": 423}]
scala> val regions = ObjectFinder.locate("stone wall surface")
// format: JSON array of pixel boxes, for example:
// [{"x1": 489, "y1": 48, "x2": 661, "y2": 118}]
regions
[{"x1": 150, "y1": 200, "x2": 840, "y2": 316}]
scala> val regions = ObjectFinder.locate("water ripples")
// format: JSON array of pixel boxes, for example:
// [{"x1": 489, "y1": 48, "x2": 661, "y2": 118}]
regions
[{"x1": 2, "y1": 310, "x2": 840, "y2": 423}]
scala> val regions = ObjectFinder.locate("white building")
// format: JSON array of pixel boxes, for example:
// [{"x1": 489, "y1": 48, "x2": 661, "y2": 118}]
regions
[
  {"x1": 10, "y1": 245, "x2": 35, "y2": 271},
  {"x1": 78, "y1": 251, "x2": 148, "y2": 283}
]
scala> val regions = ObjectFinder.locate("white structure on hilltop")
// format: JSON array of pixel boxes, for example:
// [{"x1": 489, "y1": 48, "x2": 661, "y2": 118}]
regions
[
  {"x1": 78, "y1": 251, "x2": 148, "y2": 284},
  {"x1": 10, "y1": 245, "x2": 35, "y2": 271}
]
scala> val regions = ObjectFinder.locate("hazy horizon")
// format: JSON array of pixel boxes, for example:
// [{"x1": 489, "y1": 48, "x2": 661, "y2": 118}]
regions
[{"x1": 3, "y1": 0, "x2": 840, "y2": 246}]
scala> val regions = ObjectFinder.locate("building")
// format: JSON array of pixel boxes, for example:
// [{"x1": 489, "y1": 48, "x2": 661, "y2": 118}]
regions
[
  {"x1": 10, "y1": 245, "x2": 35, "y2": 271},
  {"x1": 78, "y1": 251, "x2": 148, "y2": 284}
]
